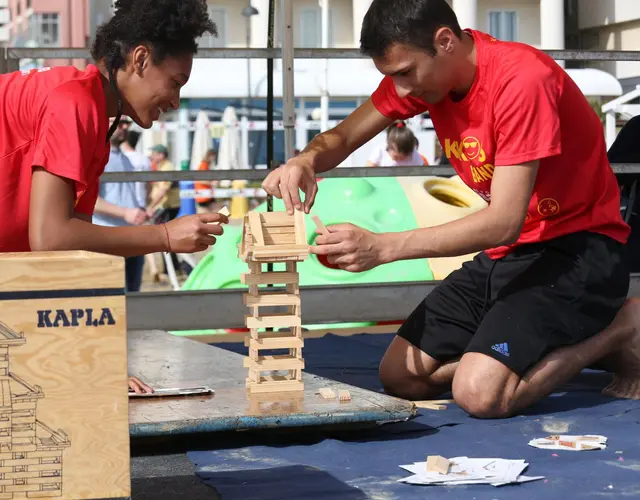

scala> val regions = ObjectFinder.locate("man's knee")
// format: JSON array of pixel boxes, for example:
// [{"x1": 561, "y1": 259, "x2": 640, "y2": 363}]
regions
[
  {"x1": 452, "y1": 372, "x2": 512, "y2": 419},
  {"x1": 379, "y1": 356, "x2": 444, "y2": 400}
]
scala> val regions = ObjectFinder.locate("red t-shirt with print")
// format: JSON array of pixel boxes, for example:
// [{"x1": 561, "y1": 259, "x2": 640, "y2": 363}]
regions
[
  {"x1": 371, "y1": 29, "x2": 630, "y2": 259},
  {"x1": 0, "y1": 64, "x2": 110, "y2": 252}
]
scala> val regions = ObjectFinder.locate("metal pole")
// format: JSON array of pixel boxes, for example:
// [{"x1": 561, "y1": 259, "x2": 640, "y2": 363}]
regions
[
  {"x1": 266, "y1": 0, "x2": 275, "y2": 210},
  {"x1": 281, "y1": 0, "x2": 295, "y2": 160},
  {"x1": 320, "y1": 0, "x2": 330, "y2": 133},
  {"x1": 246, "y1": 10, "x2": 251, "y2": 117},
  {"x1": 0, "y1": 47, "x2": 7, "y2": 74},
  {"x1": 0, "y1": 47, "x2": 18, "y2": 74}
]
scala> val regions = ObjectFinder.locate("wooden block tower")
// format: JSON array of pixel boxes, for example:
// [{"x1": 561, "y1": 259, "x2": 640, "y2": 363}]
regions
[{"x1": 239, "y1": 210, "x2": 308, "y2": 394}]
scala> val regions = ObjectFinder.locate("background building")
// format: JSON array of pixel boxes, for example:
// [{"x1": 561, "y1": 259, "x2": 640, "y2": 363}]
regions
[
  {"x1": 0, "y1": 0, "x2": 9, "y2": 46},
  {"x1": 3, "y1": 0, "x2": 639, "y2": 165}
]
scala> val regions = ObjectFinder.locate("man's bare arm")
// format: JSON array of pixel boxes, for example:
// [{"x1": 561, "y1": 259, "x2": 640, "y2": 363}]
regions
[
  {"x1": 301, "y1": 98, "x2": 394, "y2": 174},
  {"x1": 30, "y1": 167, "x2": 166, "y2": 257},
  {"x1": 381, "y1": 161, "x2": 539, "y2": 261}
]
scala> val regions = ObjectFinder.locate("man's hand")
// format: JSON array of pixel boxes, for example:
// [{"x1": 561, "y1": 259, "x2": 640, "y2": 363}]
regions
[
  {"x1": 310, "y1": 223, "x2": 388, "y2": 272},
  {"x1": 128, "y1": 376, "x2": 154, "y2": 394},
  {"x1": 124, "y1": 208, "x2": 148, "y2": 226},
  {"x1": 164, "y1": 212, "x2": 229, "y2": 253},
  {"x1": 262, "y1": 160, "x2": 318, "y2": 215}
]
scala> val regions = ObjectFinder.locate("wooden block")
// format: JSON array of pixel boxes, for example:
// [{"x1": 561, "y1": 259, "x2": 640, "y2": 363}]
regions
[
  {"x1": 264, "y1": 233, "x2": 297, "y2": 246},
  {"x1": 241, "y1": 271, "x2": 299, "y2": 286},
  {"x1": 261, "y1": 226, "x2": 296, "y2": 235},
  {"x1": 0, "y1": 251, "x2": 130, "y2": 499},
  {"x1": 259, "y1": 212, "x2": 294, "y2": 226},
  {"x1": 246, "y1": 376, "x2": 304, "y2": 394},
  {"x1": 414, "y1": 401, "x2": 448, "y2": 410},
  {"x1": 209, "y1": 206, "x2": 230, "y2": 225},
  {"x1": 426, "y1": 455, "x2": 450, "y2": 474},
  {"x1": 242, "y1": 292, "x2": 300, "y2": 307},
  {"x1": 252, "y1": 245, "x2": 309, "y2": 259},
  {"x1": 245, "y1": 336, "x2": 304, "y2": 349},
  {"x1": 294, "y1": 210, "x2": 307, "y2": 245},
  {"x1": 311, "y1": 215, "x2": 329, "y2": 235},
  {"x1": 338, "y1": 390, "x2": 351, "y2": 402},
  {"x1": 248, "y1": 212, "x2": 265, "y2": 246},
  {"x1": 245, "y1": 314, "x2": 302, "y2": 329},
  {"x1": 318, "y1": 388, "x2": 336, "y2": 400},
  {"x1": 243, "y1": 355, "x2": 305, "y2": 371}
]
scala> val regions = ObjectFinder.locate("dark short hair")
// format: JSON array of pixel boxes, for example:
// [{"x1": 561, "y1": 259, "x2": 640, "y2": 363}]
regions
[
  {"x1": 90, "y1": 0, "x2": 217, "y2": 72},
  {"x1": 387, "y1": 121, "x2": 418, "y2": 155},
  {"x1": 360, "y1": 0, "x2": 463, "y2": 58},
  {"x1": 126, "y1": 130, "x2": 141, "y2": 149}
]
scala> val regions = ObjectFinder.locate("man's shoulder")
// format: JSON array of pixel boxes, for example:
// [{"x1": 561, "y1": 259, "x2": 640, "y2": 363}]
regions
[{"x1": 475, "y1": 31, "x2": 559, "y2": 84}]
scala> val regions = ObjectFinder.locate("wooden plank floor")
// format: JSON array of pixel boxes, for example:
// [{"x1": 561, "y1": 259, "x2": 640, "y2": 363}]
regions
[{"x1": 128, "y1": 330, "x2": 417, "y2": 437}]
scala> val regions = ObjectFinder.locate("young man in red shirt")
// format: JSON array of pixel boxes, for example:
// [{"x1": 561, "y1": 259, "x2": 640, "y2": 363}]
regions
[
  {"x1": 262, "y1": 0, "x2": 640, "y2": 417},
  {"x1": 0, "y1": 0, "x2": 228, "y2": 393}
]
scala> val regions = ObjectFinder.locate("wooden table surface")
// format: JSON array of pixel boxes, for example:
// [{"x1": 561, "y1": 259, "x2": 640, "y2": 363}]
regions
[{"x1": 128, "y1": 330, "x2": 417, "y2": 437}]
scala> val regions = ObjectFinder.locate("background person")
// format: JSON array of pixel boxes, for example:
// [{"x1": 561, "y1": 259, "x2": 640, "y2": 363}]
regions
[
  {"x1": 367, "y1": 121, "x2": 428, "y2": 166},
  {"x1": 0, "y1": 0, "x2": 226, "y2": 393}
]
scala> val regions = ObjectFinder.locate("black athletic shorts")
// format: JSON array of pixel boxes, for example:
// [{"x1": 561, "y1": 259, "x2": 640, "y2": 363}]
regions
[{"x1": 397, "y1": 231, "x2": 630, "y2": 376}]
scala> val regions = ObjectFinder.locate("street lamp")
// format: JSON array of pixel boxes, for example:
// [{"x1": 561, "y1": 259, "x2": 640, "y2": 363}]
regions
[{"x1": 242, "y1": 2, "x2": 259, "y2": 168}]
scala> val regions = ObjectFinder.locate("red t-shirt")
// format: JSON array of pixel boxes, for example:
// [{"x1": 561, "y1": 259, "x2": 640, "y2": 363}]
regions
[
  {"x1": 371, "y1": 30, "x2": 630, "y2": 259},
  {"x1": 0, "y1": 64, "x2": 110, "y2": 252}
]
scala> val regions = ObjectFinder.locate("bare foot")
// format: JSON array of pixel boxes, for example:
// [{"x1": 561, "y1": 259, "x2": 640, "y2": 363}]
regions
[
  {"x1": 602, "y1": 376, "x2": 640, "y2": 399},
  {"x1": 600, "y1": 298, "x2": 640, "y2": 399}
]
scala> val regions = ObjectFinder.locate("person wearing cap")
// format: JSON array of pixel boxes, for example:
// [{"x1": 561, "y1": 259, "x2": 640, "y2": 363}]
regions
[
  {"x1": 147, "y1": 144, "x2": 183, "y2": 275},
  {"x1": 147, "y1": 144, "x2": 182, "y2": 220}
]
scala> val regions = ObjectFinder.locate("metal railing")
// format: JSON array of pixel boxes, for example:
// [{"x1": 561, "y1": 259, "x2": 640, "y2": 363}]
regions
[
  {"x1": 6, "y1": 47, "x2": 640, "y2": 61},
  {"x1": 2, "y1": 45, "x2": 640, "y2": 330},
  {"x1": 98, "y1": 164, "x2": 640, "y2": 183}
]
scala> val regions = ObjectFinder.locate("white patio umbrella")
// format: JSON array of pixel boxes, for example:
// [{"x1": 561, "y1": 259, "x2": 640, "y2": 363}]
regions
[
  {"x1": 216, "y1": 106, "x2": 244, "y2": 188},
  {"x1": 190, "y1": 110, "x2": 212, "y2": 170}
]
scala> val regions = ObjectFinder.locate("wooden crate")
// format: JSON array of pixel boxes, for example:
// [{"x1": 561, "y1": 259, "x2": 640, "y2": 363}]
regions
[{"x1": 0, "y1": 251, "x2": 130, "y2": 500}]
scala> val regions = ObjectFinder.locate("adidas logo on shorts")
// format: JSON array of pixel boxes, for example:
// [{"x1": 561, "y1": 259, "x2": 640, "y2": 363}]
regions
[{"x1": 491, "y1": 343, "x2": 510, "y2": 357}]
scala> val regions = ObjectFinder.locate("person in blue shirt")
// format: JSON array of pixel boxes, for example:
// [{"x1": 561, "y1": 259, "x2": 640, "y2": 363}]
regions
[{"x1": 93, "y1": 121, "x2": 148, "y2": 292}]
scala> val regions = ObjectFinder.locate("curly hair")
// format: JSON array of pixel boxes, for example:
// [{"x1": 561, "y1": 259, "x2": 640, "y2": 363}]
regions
[
  {"x1": 90, "y1": 0, "x2": 216, "y2": 140},
  {"x1": 90, "y1": 0, "x2": 217, "y2": 71}
]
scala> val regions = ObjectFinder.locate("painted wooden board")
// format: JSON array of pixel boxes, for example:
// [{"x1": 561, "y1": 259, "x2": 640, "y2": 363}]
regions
[
  {"x1": 128, "y1": 330, "x2": 417, "y2": 437},
  {"x1": 0, "y1": 251, "x2": 130, "y2": 500}
]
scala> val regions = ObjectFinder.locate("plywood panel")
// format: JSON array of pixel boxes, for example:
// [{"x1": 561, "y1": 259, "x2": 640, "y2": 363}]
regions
[
  {"x1": 0, "y1": 252, "x2": 130, "y2": 500},
  {"x1": 127, "y1": 330, "x2": 417, "y2": 435}
]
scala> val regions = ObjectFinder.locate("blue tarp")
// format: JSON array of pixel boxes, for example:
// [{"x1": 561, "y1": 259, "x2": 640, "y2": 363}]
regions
[{"x1": 190, "y1": 333, "x2": 640, "y2": 499}]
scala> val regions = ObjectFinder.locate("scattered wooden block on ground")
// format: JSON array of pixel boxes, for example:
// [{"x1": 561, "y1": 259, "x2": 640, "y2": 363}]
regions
[
  {"x1": 338, "y1": 389, "x2": 351, "y2": 402},
  {"x1": 318, "y1": 388, "x2": 336, "y2": 400},
  {"x1": 413, "y1": 399, "x2": 455, "y2": 410},
  {"x1": 426, "y1": 455, "x2": 451, "y2": 474}
]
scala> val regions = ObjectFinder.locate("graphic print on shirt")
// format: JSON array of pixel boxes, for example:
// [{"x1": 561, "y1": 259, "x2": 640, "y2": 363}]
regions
[{"x1": 443, "y1": 135, "x2": 494, "y2": 202}]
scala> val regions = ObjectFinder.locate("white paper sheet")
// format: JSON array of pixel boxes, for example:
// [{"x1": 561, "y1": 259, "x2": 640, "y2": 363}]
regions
[{"x1": 398, "y1": 457, "x2": 545, "y2": 487}]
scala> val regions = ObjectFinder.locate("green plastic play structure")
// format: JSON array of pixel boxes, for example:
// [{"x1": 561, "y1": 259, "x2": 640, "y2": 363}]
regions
[{"x1": 175, "y1": 177, "x2": 434, "y2": 336}]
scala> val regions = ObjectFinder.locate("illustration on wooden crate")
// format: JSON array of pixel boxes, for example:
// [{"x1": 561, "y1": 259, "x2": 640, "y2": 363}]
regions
[
  {"x1": 239, "y1": 210, "x2": 308, "y2": 394},
  {"x1": 0, "y1": 320, "x2": 71, "y2": 499}
]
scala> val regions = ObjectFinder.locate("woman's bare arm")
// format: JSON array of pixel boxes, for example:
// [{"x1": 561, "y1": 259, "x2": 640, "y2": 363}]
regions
[{"x1": 29, "y1": 167, "x2": 166, "y2": 257}]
